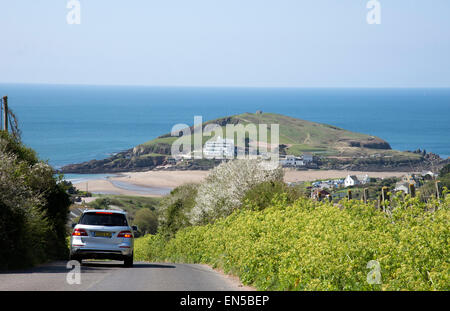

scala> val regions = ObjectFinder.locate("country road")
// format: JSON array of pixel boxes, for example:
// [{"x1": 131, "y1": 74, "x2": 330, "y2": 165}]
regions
[{"x1": 0, "y1": 261, "x2": 253, "y2": 291}]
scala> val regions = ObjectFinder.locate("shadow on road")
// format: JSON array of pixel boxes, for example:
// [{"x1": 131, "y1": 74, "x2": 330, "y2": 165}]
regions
[
  {"x1": 82, "y1": 262, "x2": 176, "y2": 269},
  {"x1": 0, "y1": 261, "x2": 176, "y2": 274}
]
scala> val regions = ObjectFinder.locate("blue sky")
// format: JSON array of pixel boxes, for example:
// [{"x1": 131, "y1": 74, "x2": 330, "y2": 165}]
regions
[{"x1": 0, "y1": 0, "x2": 449, "y2": 87}]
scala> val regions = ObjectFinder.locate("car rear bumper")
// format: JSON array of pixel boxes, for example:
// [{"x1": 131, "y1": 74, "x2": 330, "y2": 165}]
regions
[{"x1": 70, "y1": 244, "x2": 133, "y2": 259}]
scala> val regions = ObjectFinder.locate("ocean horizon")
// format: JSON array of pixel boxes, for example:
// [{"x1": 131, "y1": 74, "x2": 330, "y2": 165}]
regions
[{"x1": 1, "y1": 83, "x2": 449, "y2": 170}]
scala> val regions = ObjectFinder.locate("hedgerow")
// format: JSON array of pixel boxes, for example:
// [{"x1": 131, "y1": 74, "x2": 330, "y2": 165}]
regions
[
  {"x1": 0, "y1": 132, "x2": 71, "y2": 269},
  {"x1": 135, "y1": 194, "x2": 449, "y2": 291}
]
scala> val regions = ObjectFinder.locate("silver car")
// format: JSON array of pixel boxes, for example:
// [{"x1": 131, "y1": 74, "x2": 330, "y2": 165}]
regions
[{"x1": 70, "y1": 210, "x2": 137, "y2": 267}]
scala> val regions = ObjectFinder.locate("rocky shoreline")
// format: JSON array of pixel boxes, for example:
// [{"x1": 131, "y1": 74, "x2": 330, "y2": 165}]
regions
[{"x1": 58, "y1": 150, "x2": 448, "y2": 175}]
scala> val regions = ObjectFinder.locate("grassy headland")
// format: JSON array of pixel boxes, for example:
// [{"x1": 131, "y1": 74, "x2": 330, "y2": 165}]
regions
[{"x1": 60, "y1": 112, "x2": 443, "y2": 174}]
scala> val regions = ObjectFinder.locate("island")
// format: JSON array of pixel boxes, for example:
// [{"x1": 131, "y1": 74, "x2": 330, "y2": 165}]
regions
[{"x1": 59, "y1": 112, "x2": 447, "y2": 174}]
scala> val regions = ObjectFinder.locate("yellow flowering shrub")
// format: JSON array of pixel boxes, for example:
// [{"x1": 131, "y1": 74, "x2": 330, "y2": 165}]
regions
[{"x1": 135, "y1": 194, "x2": 449, "y2": 291}]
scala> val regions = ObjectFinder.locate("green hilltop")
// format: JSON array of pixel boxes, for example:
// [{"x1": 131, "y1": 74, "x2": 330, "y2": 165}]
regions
[
  {"x1": 60, "y1": 112, "x2": 433, "y2": 173},
  {"x1": 135, "y1": 112, "x2": 391, "y2": 156}
]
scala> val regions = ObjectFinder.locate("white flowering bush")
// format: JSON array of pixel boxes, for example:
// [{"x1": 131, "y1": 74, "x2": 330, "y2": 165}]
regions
[{"x1": 190, "y1": 159, "x2": 283, "y2": 224}]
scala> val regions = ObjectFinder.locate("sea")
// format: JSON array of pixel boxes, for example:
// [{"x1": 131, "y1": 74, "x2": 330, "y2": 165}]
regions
[{"x1": 1, "y1": 84, "x2": 449, "y2": 183}]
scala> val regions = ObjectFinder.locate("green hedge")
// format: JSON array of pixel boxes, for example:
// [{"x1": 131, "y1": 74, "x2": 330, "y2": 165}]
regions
[
  {"x1": 135, "y1": 195, "x2": 449, "y2": 290},
  {"x1": 0, "y1": 132, "x2": 70, "y2": 269}
]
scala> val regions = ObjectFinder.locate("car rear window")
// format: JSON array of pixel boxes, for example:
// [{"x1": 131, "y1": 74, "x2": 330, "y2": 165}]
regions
[{"x1": 79, "y1": 212, "x2": 128, "y2": 226}]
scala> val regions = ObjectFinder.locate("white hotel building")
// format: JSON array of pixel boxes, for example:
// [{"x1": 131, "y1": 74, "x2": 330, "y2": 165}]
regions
[{"x1": 203, "y1": 137, "x2": 235, "y2": 159}]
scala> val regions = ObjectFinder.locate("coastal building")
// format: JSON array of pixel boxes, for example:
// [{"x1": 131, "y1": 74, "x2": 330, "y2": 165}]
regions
[
  {"x1": 302, "y1": 153, "x2": 314, "y2": 163},
  {"x1": 394, "y1": 182, "x2": 410, "y2": 194},
  {"x1": 344, "y1": 174, "x2": 369, "y2": 187},
  {"x1": 203, "y1": 137, "x2": 234, "y2": 159},
  {"x1": 421, "y1": 171, "x2": 436, "y2": 180},
  {"x1": 344, "y1": 175, "x2": 360, "y2": 187},
  {"x1": 280, "y1": 155, "x2": 304, "y2": 167},
  {"x1": 358, "y1": 174, "x2": 370, "y2": 184},
  {"x1": 311, "y1": 189, "x2": 330, "y2": 201},
  {"x1": 402, "y1": 174, "x2": 418, "y2": 185}
]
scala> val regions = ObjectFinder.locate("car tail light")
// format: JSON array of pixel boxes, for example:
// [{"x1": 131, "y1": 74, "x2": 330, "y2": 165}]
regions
[
  {"x1": 118, "y1": 231, "x2": 132, "y2": 238},
  {"x1": 72, "y1": 228, "x2": 88, "y2": 236}
]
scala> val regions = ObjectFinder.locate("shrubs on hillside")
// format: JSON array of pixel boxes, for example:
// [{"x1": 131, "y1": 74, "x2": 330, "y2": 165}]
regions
[
  {"x1": 242, "y1": 180, "x2": 303, "y2": 211},
  {"x1": 135, "y1": 158, "x2": 449, "y2": 290},
  {"x1": 0, "y1": 132, "x2": 70, "y2": 269},
  {"x1": 156, "y1": 160, "x2": 284, "y2": 237},
  {"x1": 158, "y1": 183, "x2": 198, "y2": 239},
  {"x1": 134, "y1": 208, "x2": 158, "y2": 235},
  {"x1": 190, "y1": 159, "x2": 283, "y2": 224},
  {"x1": 135, "y1": 195, "x2": 450, "y2": 291}
]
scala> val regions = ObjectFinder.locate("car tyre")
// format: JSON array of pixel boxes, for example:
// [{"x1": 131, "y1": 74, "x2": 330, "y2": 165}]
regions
[
  {"x1": 70, "y1": 255, "x2": 82, "y2": 264},
  {"x1": 124, "y1": 254, "x2": 133, "y2": 267}
]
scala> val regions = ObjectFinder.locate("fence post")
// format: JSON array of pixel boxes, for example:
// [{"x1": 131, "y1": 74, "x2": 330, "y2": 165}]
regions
[
  {"x1": 381, "y1": 186, "x2": 389, "y2": 212},
  {"x1": 363, "y1": 188, "x2": 369, "y2": 204},
  {"x1": 409, "y1": 183, "x2": 416, "y2": 198},
  {"x1": 381, "y1": 186, "x2": 389, "y2": 201},
  {"x1": 435, "y1": 181, "x2": 440, "y2": 200}
]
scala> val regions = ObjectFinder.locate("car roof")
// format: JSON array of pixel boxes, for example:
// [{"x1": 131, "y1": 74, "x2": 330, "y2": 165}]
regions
[{"x1": 83, "y1": 209, "x2": 127, "y2": 215}]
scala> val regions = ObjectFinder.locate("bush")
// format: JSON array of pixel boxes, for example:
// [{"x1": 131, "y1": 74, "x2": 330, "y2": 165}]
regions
[
  {"x1": 134, "y1": 208, "x2": 158, "y2": 235},
  {"x1": 135, "y1": 195, "x2": 450, "y2": 291},
  {"x1": 242, "y1": 181, "x2": 303, "y2": 211},
  {"x1": 191, "y1": 159, "x2": 283, "y2": 224},
  {"x1": 0, "y1": 132, "x2": 70, "y2": 269},
  {"x1": 158, "y1": 184, "x2": 198, "y2": 239},
  {"x1": 439, "y1": 164, "x2": 450, "y2": 177}
]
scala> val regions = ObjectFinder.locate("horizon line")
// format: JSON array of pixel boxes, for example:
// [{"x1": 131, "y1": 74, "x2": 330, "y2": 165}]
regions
[{"x1": 0, "y1": 82, "x2": 449, "y2": 89}]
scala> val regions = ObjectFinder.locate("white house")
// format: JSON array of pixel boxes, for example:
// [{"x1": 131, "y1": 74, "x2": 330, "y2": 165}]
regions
[
  {"x1": 344, "y1": 175, "x2": 360, "y2": 187},
  {"x1": 280, "y1": 155, "x2": 304, "y2": 167},
  {"x1": 421, "y1": 171, "x2": 436, "y2": 180},
  {"x1": 394, "y1": 182, "x2": 410, "y2": 194},
  {"x1": 344, "y1": 174, "x2": 371, "y2": 187},
  {"x1": 203, "y1": 137, "x2": 234, "y2": 159},
  {"x1": 358, "y1": 174, "x2": 370, "y2": 184}
]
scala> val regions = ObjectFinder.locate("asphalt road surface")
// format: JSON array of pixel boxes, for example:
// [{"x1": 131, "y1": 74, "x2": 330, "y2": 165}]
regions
[{"x1": 0, "y1": 261, "x2": 252, "y2": 291}]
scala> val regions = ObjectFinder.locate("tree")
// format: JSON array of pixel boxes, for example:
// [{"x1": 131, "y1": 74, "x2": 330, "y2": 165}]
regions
[
  {"x1": 0, "y1": 131, "x2": 70, "y2": 269},
  {"x1": 190, "y1": 159, "x2": 283, "y2": 224},
  {"x1": 134, "y1": 208, "x2": 158, "y2": 235},
  {"x1": 439, "y1": 164, "x2": 450, "y2": 177},
  {"x1": 158, "y1": 183, "x2": 198, "y2": 238}
]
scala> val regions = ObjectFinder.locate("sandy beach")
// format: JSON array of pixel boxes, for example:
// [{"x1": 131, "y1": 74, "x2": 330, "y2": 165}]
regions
[{"x1": 73, "y1": 169, "x2": 409, "y2": 197}]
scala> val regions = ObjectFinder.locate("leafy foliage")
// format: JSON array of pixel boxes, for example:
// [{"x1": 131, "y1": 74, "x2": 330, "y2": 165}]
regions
[
  {"x1": 134, "y1": 208, "x2": 158, "y2": 235},
  {"x1": 0, "y1": 132, "x2": 70, "y2": 269},
  {"x1": 241, "y1": 180, "x2": 303, "y2": 211},
  {"x1": 158, "y1": 184, "x2": 198, "y2": 239},
  {"x1": 135, "y1": 195, "x2": 449, "y2": 291},
  {"x1": 191, "y1": 159, "x2": 283, "y2": 224}
]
